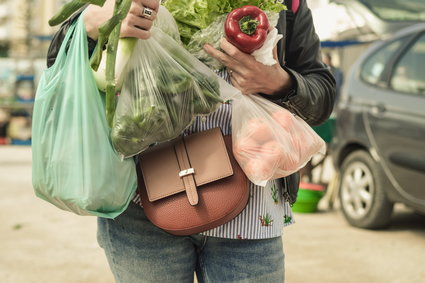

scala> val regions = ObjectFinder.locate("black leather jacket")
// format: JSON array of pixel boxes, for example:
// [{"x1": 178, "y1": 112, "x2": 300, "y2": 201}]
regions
[{"x1": 46, "y1": 0, "x2": 335, "y2": 204}]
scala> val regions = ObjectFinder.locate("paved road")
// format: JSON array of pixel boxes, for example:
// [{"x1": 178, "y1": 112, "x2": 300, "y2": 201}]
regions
[{"x1": 1, "y1": 146, "x2": 424, "y2": 283}]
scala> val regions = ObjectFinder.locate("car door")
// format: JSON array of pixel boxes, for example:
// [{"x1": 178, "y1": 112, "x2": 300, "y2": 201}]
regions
[{"x1": 364, "y1": 32, "x2": 425, "y2": 205}]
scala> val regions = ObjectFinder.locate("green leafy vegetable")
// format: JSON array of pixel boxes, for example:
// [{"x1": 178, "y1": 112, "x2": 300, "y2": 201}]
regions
[
  {"x1": 163, "y1": 0, "x2": 286, "y2": 44},
  {"x1": 186, "y1": 11, "x2": 281, "y2": 70},
  {"x1": 111, "y1": 67, "x2": 223, "y2": 158},
  {"x1": 92, "y1": 37, "x2": 137, "y2": 93}
]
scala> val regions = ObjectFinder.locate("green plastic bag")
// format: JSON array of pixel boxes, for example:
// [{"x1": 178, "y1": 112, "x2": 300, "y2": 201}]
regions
[{"x1": 31, "y1": 15, "x2": 137, "y2": 218}]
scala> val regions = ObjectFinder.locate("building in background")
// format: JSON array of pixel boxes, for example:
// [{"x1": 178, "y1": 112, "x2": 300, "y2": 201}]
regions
[
  {"x1": 0, "y1": 0, "x2": 31, "y2": 59},
  {"x1": 31, "y1": 0, "x2": 67, "y2": 58},
  {"x1": 0, "y1": 0, "x2": 65, "y2": 59},
  {"x1": 0, "y1": 0, "x2": 11, "y2": 57},
  {"x1": 0, "y1": 0, "x2": 66, "y2": 145},
  {"x1": 1, "y1": 0, "x2": 424, "y2": 145}
]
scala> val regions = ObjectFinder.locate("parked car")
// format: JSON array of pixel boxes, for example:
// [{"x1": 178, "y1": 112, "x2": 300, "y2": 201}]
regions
[
  {"x1": 331, "y1": 0, "x2": 425, "y2": 41},
  {"x1": 330, "y1": 23, "x2": 425, "y2": 229}
]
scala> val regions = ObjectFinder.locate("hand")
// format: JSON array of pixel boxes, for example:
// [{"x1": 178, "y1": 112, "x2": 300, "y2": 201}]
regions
[
  {"x1": 203, "y1": 38, "x2": 293, "y2": 96},
  {"x1": 84, "y1": 0, "x2": 160, "y2": 40}
]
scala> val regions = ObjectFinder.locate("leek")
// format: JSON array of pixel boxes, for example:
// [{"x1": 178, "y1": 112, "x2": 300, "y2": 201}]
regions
[
  {"x1": 48, "y1": 0, "x2": 107, "y2": 26},
  {"x1": 50, "y1": 0, "x2": 133, "y2": 127},
  {"x1": 92, "y1": 37, "x2": 137, "y2": 93},
  {"x1": 92, "y1": 5, "x2": 181, "y2": 93}
]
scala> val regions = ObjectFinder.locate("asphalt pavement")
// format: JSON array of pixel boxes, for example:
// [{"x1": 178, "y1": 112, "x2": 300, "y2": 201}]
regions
[{"x1": 1, "y1": 146, "x2": 424, "y2": 283}]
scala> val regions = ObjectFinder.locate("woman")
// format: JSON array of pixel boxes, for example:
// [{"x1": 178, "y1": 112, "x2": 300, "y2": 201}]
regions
[{"x1": 47, "y1": 0, "x2": 335, "y2": 282}]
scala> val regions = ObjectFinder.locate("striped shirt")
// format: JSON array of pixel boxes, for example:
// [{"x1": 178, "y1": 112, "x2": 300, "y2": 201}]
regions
[{"x1": 134, "y1": 70, "x2": 294, "y2": 239}]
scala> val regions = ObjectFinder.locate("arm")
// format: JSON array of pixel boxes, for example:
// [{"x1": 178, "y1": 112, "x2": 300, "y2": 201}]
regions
[
  {"x1": 203, "y1": 0, "x2": 335, "y2": 126},
  {"x1": 46, "y1": 0, "x2": 160, "y2": 68},
  {"x1": 278, "y1": 0, "x2": 335, "y2": 125}
]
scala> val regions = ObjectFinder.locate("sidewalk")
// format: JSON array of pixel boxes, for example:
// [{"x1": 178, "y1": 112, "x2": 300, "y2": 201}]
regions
[
  {"x1": 1, "y1": 146, "x2": 425, "y2": 283},
  {"x1": 0, "y1": 146, "x2": 114, "y2": 283}
]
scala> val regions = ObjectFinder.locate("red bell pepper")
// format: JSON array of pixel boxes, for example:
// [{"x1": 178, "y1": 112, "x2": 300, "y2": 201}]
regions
[{"x1": 224, "y1": 5, "x2": 270, "y2": 54}]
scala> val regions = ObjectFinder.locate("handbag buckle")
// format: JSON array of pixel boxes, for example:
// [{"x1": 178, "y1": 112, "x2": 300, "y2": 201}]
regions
[{"x1": 179, "y1": 168, "x2": 195, "y2": 178}]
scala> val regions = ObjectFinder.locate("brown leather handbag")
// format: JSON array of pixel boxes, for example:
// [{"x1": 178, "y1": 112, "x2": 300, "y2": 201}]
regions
[{"x1": 137, "y1": 127, "x2": 249, "y2": 236}]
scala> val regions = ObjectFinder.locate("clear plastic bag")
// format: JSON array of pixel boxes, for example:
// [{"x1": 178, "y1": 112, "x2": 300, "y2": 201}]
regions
[
  {"x1": 111, "y1": 26, "x2": 239, "y2": 158},
  {"x1": 153, "y1": 5, "x2": 182, "y2": 43},
  {"x1": 186, "y1": 12, "x2": 280, "y2": 70},
  {"x1": 231, "y1": 94, "x2": 326, "y2": 186}
]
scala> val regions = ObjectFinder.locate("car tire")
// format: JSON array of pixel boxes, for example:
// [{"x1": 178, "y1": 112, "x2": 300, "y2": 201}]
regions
[{"x1": 338, "y1": 150, "x2": 394, "y2": 229}]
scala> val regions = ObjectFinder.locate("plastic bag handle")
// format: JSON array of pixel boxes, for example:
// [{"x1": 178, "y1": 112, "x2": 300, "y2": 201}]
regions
[{"x1": 51, "y1": 18, "x2": 79, "y2": 68}]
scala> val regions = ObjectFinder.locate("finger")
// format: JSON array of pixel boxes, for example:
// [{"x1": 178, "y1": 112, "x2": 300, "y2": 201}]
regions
[
  {"x1": 203, "y1": 43, "x2": 239, "y2": 70},
  {"x1": 122, "y1": 25, "x2": 152, "y2": 39},
  {"x1": 121, "y1": 14, "x2": 153, "y2": 39},
  {"x1": 230, "y1": 75, "x2": 240, "y2": 89},
  {"x1": 272, "y1": 46, "x2": 279, "y2": 61},
  {"x1": 139, "y1": 0, "x2": 160, "y2": 11},
  {"x1": 220, "y1": 38, "x2": 254, "y2": 63},
  {"x1": 128, "y1": 3, "x2": 157, "y2": 20},
  {"x1": 127, "y1": 14, "x2": 154, "y2": 30},
  {"x1": 140, "y1": 6, "x2": 157, "y2": 19},
  {"x1": 230, "y1": 76, "x2": 249, "y2": 95}
]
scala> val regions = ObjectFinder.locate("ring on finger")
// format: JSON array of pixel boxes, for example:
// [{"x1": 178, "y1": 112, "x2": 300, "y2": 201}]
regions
[{"x1": 142, "y1": 7, "x2": 154, "y2": 18}]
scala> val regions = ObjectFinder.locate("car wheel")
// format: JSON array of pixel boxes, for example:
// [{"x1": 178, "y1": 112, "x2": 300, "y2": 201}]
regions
[{"x1": 338, "y1": 150, "x2": 394, "y2": 229}]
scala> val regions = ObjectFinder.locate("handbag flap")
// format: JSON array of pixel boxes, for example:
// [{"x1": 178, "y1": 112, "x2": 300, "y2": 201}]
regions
[
  {"x1": 139, "y1": 128, "x2": 233, "y2": 202},
  {"x1": 184, "y1": 128, "x2": 233, "y2": 186}
]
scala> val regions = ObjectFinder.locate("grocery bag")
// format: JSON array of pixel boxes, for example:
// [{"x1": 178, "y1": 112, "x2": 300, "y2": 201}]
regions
[
  {"x1": 31, "y1": 14, "x2": 137, "y2": 218},
  {"x1": 111, "y1": 26, "x2": 239, "y2": 158},
  {"x1": 231, "y1": 93, "x2": 326, "y2": 186}
]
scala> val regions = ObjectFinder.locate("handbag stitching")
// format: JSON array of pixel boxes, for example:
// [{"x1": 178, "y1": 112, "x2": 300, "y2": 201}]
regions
[
  {"x1": 140, "y1": 128, "x2": 234, "y2": 202},
  {"x1": 184, "y1": 132, "x2": 233, "y2": 185},
  {"x1": 138, "y1": 134, "x2": 250, "y2": 235}
]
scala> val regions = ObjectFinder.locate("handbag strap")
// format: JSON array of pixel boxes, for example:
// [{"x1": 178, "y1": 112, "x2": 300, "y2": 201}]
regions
[{"x1": 175, "y1": 140, "x2": 199, "y2": 206}]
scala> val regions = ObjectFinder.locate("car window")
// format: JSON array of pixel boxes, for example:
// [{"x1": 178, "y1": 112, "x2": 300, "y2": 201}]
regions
[
  {"x1": 362, "y1": 0, "x2": 425, "y2": 21},
  {"x1": 390, "y1": 33, "x2": 425, "y2": 96},
  {"x1": 360, "y1": 39, "x2": 403, "y2": 85}
]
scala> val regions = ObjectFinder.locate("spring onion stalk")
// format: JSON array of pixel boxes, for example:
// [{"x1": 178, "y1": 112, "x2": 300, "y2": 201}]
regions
[
  {"x1": 102, "y1": 0, "x2": 133, "y2": 127},
  {"x1": 49, "y1": 0, "x2": 133, "y2": 128},
  {"x1": 93, "y1": 4, "x2": 179, "y2": 94},
  {"x1": 48, "y1": 0, "x2": 107, "y2": 26},
  {"x1": 92, "y1": 37, "x2": 137, "y2": 93}
]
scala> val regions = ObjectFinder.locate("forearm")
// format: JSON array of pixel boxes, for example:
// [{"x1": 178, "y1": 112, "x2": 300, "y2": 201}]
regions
[
  {"x1": 284, "y1": 67, "x2": 335, "y2": 126},
  {"x1": 84, "y1": 0, "x2": 115, "y2": 40},
  {"x1": 270, "y1": 0, "x2": 335, "y2": 126},
  {"x1": 47, "y1": 0, "x2": 159, "y2": 68}
]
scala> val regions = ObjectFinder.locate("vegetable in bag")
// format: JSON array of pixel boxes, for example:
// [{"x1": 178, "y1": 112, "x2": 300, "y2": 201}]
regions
[
  {"x1": 231, "y1": 94, "x2": 326, "y2": 186},
  {"x1": 92, "y1": 5, "x2": 181, "y2": 93},
  {"x1": 110, "y1": 26, "x2": 237, "y2": 158},
  {"x1": 186, "y1": 10, "x2": 281, "y2": 70},
  {"x1": 224, "y1": 5, "x2": 270, "y2": 54},
  {"x1": 32, "y1": 15, "x2": 137, "y2": 218},
  {"x1": 163, "y1": 0, "x2": 286, "y2": 45}
]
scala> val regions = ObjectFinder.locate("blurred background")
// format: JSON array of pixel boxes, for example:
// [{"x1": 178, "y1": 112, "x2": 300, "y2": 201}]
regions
[
  {"x1": 1, "y1": 0, "x2": 424, "y2": 145},
  {"x1": 0, "y1": 0, "x2": 424, "y2": 282}
]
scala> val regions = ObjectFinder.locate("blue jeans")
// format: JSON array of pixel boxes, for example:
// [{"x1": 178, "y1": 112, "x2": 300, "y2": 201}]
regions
[{"x1": 97, "y1": 202, "x2": 285, "y2": 283}]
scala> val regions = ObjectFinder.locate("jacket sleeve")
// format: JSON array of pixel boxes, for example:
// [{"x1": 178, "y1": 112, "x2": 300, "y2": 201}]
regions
[
  {"x1": 46, "y1": 6, "x2": 97, "y2": 68},
  {"x1": 268, "y1": 0, "x2": 335, "y2": 126}
]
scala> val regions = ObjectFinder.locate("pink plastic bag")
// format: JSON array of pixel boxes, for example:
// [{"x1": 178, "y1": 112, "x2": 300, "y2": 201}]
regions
[{"x1": 231, "y1": 94, "x2": 326, "y2": 186}]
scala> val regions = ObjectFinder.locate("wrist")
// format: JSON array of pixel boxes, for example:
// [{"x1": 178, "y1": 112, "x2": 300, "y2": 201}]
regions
[
  {"x1": 83, "y1": 2, "x2": 114, "y2": 41},
  {"x1": 264, "y1": 68, "x2": 295, "y2": 97},
  {"x1": 84, "y1": 12, "x2": 100, "y2": 40}
]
